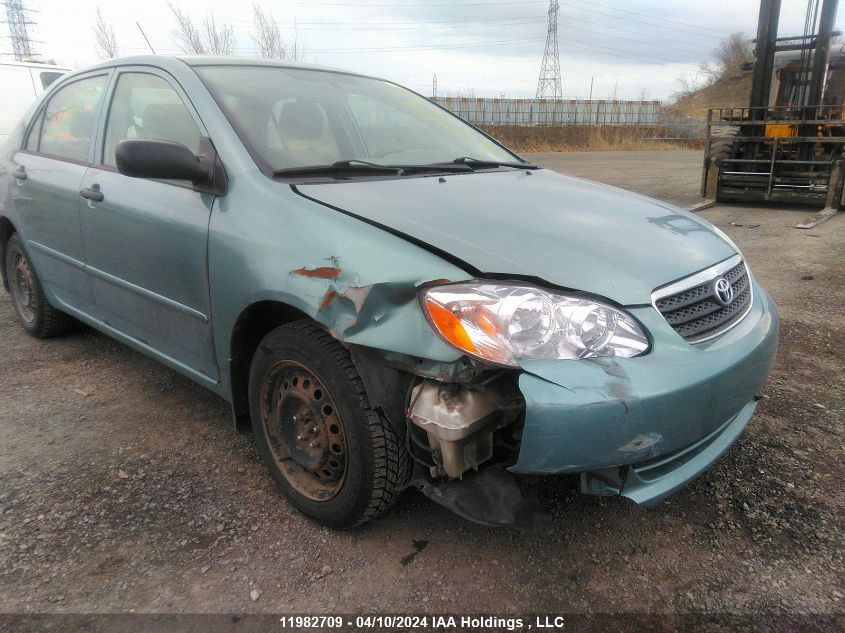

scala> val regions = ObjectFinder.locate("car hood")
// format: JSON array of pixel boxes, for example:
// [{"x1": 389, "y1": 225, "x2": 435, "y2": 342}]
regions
[{"x1": 295, "y1": 169, "x2": 735, "y2": 305}]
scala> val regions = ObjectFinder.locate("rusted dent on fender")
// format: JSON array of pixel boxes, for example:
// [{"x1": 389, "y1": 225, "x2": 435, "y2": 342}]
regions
[
  {"x1": 320, "y1": 285, "x2": 372, "y2": 314},
  {"x1": 290, "y1": 255, "x2": 343, "y2": 279},
  {"x1": 291, "y1": 256, "x2": 428, "y2": 341},
  {"x1": 291, "y1": 265, "x2": 342, "y2": 279}
]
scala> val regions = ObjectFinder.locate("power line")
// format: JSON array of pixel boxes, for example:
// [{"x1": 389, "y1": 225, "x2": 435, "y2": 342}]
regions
[
  {"x1": 560, "y1": 1, "x2": 727, "y2": 42},
  {"x1": 276, "y1": 36, "x2": 548, "y2": 53},
  {"x1": 561, "y1": 35, "x2": 703, "y2": 72},
  {"x1": 266, "y1": 0, "x2": 550, "y2": 6},
  {"x1": 553, "y1": 11, "x2": 716, "y2": 53},
  {"x1": 559, "y1": 23, "x2": 710, "y2": 59},
  {"x1": 98, "y1": 36, "x2": 547, "y2": 54},
  {"x1": 79, "y1": 11, "x2": 549, "y2": 27},
  {"x1": 564, "y1": 0, "x2": 733, "y2": 36},
  {"x1": 285, "y1": 18, "x2": 549, "y2": 31}
]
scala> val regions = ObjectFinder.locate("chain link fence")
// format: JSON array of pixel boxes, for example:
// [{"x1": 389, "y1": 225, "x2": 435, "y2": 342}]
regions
[{"x1": 432, "y1": 97, "x2": 707, "y2": 141}]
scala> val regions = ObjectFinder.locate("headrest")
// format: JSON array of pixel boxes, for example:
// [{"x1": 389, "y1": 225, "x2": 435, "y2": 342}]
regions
[
  {"x1": 68, "y1": 108, "x2": 95, "y2": 138},
  {"x1": 278, "y1": 101, "x2": 325, "y2": 140},
  {"x1": 141, "y1": 103, "x2": 197, "y2": 147}
]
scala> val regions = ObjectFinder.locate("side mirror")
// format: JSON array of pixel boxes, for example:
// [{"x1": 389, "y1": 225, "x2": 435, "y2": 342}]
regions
[{"x1": 115, "y1": 139, "x2": 210, "y2": 182}]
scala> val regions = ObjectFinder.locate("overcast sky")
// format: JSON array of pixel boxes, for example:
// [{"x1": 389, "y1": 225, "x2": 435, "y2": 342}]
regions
[{"x1": 7, "y1": 0, "x2": 845, "y2": 101}]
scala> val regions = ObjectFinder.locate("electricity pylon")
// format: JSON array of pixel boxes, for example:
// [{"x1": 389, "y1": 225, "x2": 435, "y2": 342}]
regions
[{"x1": 536, "y1": 0, "x2": 562, "y2": 100}]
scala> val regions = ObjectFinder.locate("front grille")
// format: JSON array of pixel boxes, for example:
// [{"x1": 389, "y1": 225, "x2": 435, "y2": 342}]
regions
[{"x1": 654, "y1": 259, "x2": 752, "y2": 342}]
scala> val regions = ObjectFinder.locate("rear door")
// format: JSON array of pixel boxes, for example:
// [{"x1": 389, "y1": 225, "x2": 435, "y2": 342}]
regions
[
  {"x1": 11, "y1": 72, "x2": 110, "y2": 314},
  {"x1": 79, "y1": 67, "x2": 219, "y2": 382}
]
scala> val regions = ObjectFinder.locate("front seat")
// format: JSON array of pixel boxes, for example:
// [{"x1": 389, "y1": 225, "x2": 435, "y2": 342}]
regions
[
  {"x1": 275, "y1": 101, "x2": 338, "y2": 167},
  {"x1": 139, "y1": 103, "x2": 200, "y2": 151}
]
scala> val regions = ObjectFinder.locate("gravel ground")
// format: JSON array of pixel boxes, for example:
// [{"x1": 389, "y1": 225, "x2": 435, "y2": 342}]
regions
[{"x1": 0, "y1": 150, "x2": 843, "y2": 625}]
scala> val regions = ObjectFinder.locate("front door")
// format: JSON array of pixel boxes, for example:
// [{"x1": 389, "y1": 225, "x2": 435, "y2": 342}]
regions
[{"x1": 79, "y1": 68, "x2": 219, "y2": 382}]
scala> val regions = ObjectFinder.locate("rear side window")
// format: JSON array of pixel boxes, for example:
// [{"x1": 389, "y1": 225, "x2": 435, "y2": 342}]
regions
[
  {"x1": 38, "y1": 71, "x2": 65, "y2": 89},
  {"x1": 39, "y1": 75, "x2": 107, "y2": 162},
  {"x1": 102, "y1": 72, "x2": 201, "y2": 168}
]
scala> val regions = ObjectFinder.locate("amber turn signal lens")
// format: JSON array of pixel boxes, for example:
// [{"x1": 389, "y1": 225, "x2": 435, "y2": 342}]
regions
[{"x1": 424, "y1": 299, "x2": 477, "y2": 354}]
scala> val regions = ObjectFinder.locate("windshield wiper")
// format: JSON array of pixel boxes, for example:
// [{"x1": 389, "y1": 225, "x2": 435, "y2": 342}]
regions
[
  {"x1": 451, "y1": 156, "x2": 541, "y2": 170},
  {"x1": 272, "y1": 160, "x2": 402, "y2": 178},
  {"x1": 273, "y1": 159, "x2": 474, "y2": 178},
  {"x1": 273, "y1": 157, "x2": 538, "y2": 179}
]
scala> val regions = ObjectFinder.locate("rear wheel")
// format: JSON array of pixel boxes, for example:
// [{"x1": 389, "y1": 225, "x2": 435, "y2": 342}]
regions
[
  {"x1": 4, "y1": 233, "x2": 72, "y2": 338},
  {"x1": 248, "y1": 320, "x2": 410, "y2": 528}
]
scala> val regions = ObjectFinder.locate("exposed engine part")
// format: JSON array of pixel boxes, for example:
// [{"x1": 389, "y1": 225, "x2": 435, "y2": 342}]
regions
[
  {"x1": 408, "y1": 378, "x2": 519, "y2": 478},
  {"x1": 415, "y1": 465, "x2": 552, "y2": 533}
]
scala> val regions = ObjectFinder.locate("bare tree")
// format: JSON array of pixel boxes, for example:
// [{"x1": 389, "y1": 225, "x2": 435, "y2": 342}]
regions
[
  {"x1": 673, "y1": 32, "x2": 752, "y2": 101},
  {"x1": 673, "y1": 71, "x2": 706, "y2": 99},
  {"x1": 252, "y1": 3, "x2": 283, "y2": 59},
  {"x1": 93, "y1": 7, "x2": 118, "y2": 59},
  {"x1": 169, "y1": 3, "x2": 205, "y2": 54},
  {"x1": 204, "y1": 14, "x2": 235, "y2": 55},
  {"x1": 703, "y1": 32, "x2": 753, "y2": 80},
  {"x1": 169, "y1": 3, "x2": 235, "y2": 56},
  {"x1": 251, "y1": 3, "x2": 304, "y2": 61}
]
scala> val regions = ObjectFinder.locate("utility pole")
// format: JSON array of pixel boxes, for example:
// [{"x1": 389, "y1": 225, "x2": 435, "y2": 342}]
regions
[
  {"x1": 535, "y1": 0, "x2": 562, "y2": 100},
  {"x1": 2, "y1": 0, "x2": 37, "y2": 61}
]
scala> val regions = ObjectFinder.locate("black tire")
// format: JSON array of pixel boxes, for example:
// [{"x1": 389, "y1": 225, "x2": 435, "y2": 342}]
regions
[
  {"x1": 4, "y1": 233, "x2": 73, "y2": 338},
  {"x1": 248, "y1": 320, "x2": 411, "y2": 528},
  {"x1": 709, "y1": 127, "x2": 738, "y2": 168}
]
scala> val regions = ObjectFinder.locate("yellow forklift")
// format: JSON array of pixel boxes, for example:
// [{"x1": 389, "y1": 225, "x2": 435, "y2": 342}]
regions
[{"x1": 701, "y1": 0, "x2": 844, "y2": 228}]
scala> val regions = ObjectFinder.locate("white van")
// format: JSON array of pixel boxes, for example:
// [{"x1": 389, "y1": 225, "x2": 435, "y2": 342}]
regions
[{"x1": 0, "y1": 61, "x2": 69, "y2": 144}]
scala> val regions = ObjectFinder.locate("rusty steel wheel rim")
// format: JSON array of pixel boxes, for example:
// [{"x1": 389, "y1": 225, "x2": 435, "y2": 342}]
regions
[
  {"x1": 260, "y1": 360, "x2": 348, "y2": 501},
  {"x1": 10, "y1": 251, "x2": 36, "y2": 324}
]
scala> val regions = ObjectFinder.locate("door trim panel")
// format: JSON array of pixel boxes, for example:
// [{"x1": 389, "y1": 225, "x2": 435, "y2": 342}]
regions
[
  {"x1": 27, "y1": 240, "x2": 85, "y2": 271},
  {"x1": 29, "y1": 239, "x2": 209, "y2": 323},
  {"x1": 86, "y1": 264, "x2": 210, "y2": 323}
]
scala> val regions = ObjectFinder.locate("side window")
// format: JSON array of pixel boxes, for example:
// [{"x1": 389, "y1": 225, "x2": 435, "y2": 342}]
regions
[
  {"x1": 102, "y1": 72, "x2": 201, "y2": 168},
  {"x1": 39, "y1": 75, "x2": 107, "y2": 162},
  {"x1": 39, "y1": 71, "x2": 65, "y2": 90}
]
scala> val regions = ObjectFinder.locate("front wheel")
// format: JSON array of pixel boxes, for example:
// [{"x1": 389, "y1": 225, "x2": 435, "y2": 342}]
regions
[
  {"x1": 4, "y1": 233, "x2": 72, "y2": 338},
  {"x1": 248, "y1": 321, "x2": 410, "y2": 528}
]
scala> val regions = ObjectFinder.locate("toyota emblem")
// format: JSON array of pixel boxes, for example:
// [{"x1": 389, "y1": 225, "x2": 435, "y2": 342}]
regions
[{"x1": 713, "y1": 277, "x2": 734, "y2": 306}]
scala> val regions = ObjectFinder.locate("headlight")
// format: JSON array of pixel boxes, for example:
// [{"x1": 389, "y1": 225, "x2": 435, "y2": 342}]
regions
[{"x1": 421, "y1": 283, "x2": 649, "y2": 366}]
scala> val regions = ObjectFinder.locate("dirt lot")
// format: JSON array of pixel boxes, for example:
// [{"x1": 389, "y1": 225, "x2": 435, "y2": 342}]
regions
[{"x1": 0, "y1": 150, "x2": 843, "y2": 625}]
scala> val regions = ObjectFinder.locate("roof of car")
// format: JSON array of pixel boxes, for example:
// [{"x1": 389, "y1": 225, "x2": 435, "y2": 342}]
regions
[{"x1": 83, "y1": 54, "x2": 370, "y2": 79}]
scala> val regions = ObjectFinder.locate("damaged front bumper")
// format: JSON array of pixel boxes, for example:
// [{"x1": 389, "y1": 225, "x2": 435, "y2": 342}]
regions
[{"x1": 511, "y1": 282, "x2": 779, "y2": 506}]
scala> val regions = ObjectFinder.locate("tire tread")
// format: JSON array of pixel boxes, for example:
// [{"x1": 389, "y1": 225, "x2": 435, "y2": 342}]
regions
[
  {"x1": 261, "y1": 320, "x2": 410, "y2": 527},
  {"x1": 5, "y1": 233, "x2": 73, "y2": 339}
]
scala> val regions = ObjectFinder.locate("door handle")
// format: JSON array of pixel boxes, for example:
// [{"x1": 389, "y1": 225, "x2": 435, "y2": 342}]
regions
[
  {"x1": 80, "y1": 187, "x2": 104, "y2": 203},
  {"x1": 12, "y1": 167, "x2": 26, "y2": 180}
]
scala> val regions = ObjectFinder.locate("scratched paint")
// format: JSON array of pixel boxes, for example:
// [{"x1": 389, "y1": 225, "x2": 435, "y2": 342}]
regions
[{"x1": 290, "y1": 266, "x2": 342, "y2": 279}]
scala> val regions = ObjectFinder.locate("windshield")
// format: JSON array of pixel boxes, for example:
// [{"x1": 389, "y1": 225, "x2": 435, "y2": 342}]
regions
[{"x1": 195, "y1": 65, "x2": 521, "y2": 173}]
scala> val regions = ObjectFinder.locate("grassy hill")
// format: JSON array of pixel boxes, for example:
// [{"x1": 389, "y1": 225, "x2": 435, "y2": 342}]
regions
[{"x1": 666, "y1": 69, "x2": 753, "y2": 119}]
